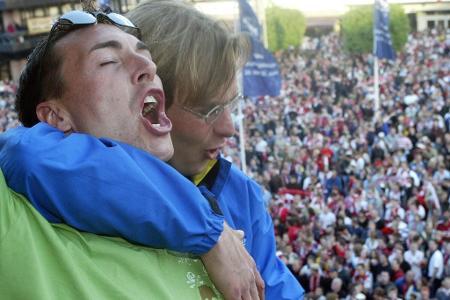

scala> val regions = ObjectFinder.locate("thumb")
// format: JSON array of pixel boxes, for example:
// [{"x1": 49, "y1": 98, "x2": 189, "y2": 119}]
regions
[{"x1": 234, "y1": 229, "x2": 245, "y2": 241}]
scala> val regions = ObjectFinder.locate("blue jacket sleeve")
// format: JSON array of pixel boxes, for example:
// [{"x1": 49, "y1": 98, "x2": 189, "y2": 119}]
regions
[
  {"x1": 0, "y1": 123, "x2": 223, "y2": 254},
  {"x1": 248, "y1": 182, "x2": 304, "y2": 300},
  {"x1": 246, "y1": 180, "x2": 304, "y2": 299},
  {"x1": 218, "y1": 162, "x2": 304, "y2": 299}
]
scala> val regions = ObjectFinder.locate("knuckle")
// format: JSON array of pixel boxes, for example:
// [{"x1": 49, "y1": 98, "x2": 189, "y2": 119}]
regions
[{"x1": 229, "y1": 283, "x2": 242, "y2": 299}]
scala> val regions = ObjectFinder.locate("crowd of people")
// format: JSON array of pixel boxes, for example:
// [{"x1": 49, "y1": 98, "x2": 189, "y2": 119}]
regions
[
  {"x1": 0, "y1": 80, "x2": 18, "y2": 132},
  {"x1": 0, "y1": 23, "x2": 449, "y2": 300},
  {"x1": 222, "y1": 29, "x2": 449, "y2": 300}
]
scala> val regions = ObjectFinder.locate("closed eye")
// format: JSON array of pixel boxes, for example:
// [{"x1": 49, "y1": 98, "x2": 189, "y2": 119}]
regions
[{"x1": 99, "y1": 61, "x2": 117, "y2": 66}]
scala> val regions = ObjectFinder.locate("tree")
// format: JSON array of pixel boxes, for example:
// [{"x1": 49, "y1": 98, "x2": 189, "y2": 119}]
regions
[
  {"x1": 266, "y1": 6, "x2": 306, "y2": 52},
  {"x1": 389, "y1": 4, "x2": 410, "y2": 51},
  {"x1": 340, "y1": 4, "x2": 410, "y2": 55},
  {"x1": 340, "y1": 6, "x2": 373, "y2": 55}
]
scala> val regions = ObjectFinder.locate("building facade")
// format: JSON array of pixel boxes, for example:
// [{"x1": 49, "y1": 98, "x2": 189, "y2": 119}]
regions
[
  {"x1": 0, "y1": 0, "x2": 449, "y2": 81},
  {"x1": 0, "y1": 0, "x2": 144, "y2": 81},
  {"x1": 0, "y1": 0, "x2": 84, "y2": 80}
]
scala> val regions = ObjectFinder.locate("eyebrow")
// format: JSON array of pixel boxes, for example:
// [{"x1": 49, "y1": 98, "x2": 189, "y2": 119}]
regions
[
  {"x1": 89, "y1": 39, "x2": 151, "y2": 56},
  {"x1": 136, "y1": 40, "x2": 150, "y2": 53},
  {"x1": 89, "y1": 40, "x2": 122, "y2": 53}
]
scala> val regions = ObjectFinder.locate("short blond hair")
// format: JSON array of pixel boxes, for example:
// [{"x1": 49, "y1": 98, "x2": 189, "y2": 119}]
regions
[{"x1": 127, "y1": 0, "x2": 250, "y2": 107}]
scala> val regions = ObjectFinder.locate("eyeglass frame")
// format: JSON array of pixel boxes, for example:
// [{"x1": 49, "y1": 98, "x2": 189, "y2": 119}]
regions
[{"x1": 177, "y1": 93, "x2": 244, "y2": 124}]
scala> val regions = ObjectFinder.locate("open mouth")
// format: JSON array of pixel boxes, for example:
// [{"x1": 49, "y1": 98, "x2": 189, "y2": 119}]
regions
[
  {"x1": 205, "y1": 147, "x2": 222, "y2": 159},
  {"x1": 141, "y1": 92, "x2": 172, "y2": 135},
  {"x1": 143, "y1": 95, "x2": 160, "y2": 125}
]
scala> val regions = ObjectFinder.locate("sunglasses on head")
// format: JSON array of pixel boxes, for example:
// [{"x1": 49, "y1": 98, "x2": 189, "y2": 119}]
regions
[
  {"x1": 50, "y1": 10, "x2": 141, "y2": 39},
  {"x1": 36, "y1": 10, "x2": 141, "y2": 105}
]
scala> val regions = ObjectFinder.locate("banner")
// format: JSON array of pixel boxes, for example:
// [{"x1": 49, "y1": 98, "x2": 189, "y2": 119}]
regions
[
  {"x1": 373, "y1": 0, "x2": 396, "y2": 60},
  {"x1": 239, "y1": 0, "x2": 281, "y2": 97}
]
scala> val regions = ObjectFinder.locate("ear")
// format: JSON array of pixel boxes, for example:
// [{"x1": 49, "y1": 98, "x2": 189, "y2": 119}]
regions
[{"x1": 36, "y1": 100, "x2": 73, "y2": 133}]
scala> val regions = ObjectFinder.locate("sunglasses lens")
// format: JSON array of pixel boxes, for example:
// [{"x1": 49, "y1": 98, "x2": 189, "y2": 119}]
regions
[
  {"x1": 106, "y1": 13, "x2": 137, "y2": 28},
  {"x1": 52, "y1": 11, "x2": 140, "y2": 39},
  {"x1": 59, "y1": 11, "x2": 97, "y2": 25}
]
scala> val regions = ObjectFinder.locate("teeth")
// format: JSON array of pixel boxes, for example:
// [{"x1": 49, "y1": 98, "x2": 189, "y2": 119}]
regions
[
  {"x1": 144, "y1": 96, "x2": 157, "y2": 104},
  {"x1": 153, "y1": 124, "x2": 160, "y2": 127},
  {"x1": 143, "y1": 95, "x2": 158, "y2": 116}
]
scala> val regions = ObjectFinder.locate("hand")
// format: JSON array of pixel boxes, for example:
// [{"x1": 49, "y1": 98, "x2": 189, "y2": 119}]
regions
[{"x1": 201, "y1": 222, "x2": 265, "y2": 300}]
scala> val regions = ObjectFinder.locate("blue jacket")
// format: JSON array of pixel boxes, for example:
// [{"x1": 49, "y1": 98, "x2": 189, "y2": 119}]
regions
[
  {"x1": 203, "y1": 158, "x2": 304, "y2": 299},
  {"x1": 0, "y1": 123, "x2": 223, "y2": 255},
  {"x1": 1, "y1": 123, "x2": 304, "y2": 299}
]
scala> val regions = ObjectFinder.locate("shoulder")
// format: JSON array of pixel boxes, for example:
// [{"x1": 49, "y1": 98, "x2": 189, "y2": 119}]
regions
[
  {"x1": 0, "y1": 169, "x2": 24, "y2": 240},
  {"x1": 1, "y1": 123, "x2": 67, "y2": 158},
  {"x1": 0, "y1": 125, "x2": 42, "y2": 169},
  {"x1": 227, "y1": 163, "x2": 262, "y2": 192}
]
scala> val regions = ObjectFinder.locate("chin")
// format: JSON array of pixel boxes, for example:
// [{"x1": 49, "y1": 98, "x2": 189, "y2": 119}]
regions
[
  {"x1": 159, "y1": 147, "x2": 174, "y2": 162},
  {"x1": 192, "y1": 161, "x2": 209, "y2": 175}
]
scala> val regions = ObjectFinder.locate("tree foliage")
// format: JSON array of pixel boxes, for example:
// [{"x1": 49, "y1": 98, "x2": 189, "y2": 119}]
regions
[
  {"x1": 340, "y1": 4, "x2": 410, "y2": 55},
  {"x1": 389, "y1": 4, "x2": 410, "y2": 51},
  {"x1": 266, "y1": 6, "x2": 306, "y2": 52}
]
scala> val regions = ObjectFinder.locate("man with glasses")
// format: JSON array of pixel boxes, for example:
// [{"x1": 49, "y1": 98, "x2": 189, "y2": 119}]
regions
[
  {"x1": 128, "y1": 1, "x2": 304, "y2": 298},
  {"x1": 0, "y1": 6, "x2": 263, "y2": 300}
]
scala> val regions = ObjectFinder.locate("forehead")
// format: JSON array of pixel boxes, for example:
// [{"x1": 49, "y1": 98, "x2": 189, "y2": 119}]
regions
[
  {"x1": 186, "y1": 76, "x2": 237, "y2": 108},
  {"x1": 54, "y1": 24, "x2": 138, "y2": 57},
  {"x1": 210, "y1": 79, "x2": 238, "y2": 105}
]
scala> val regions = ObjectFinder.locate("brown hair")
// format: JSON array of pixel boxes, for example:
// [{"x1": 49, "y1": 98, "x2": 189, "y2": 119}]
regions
[
  {"x1": 15, "y1": 33, "x2": 66, "y2": 127},
  {"x1": 127, "y1": 0, "x2": 250, "y2": 108}
]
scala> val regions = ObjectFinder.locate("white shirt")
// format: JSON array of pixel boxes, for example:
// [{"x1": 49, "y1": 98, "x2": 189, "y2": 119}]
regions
[
  {"x1": 404, "y1": 249, "x2": 424, "y2": 279},
  {"x1": 255, "y1": 139, "x2": 268, "y2": 153},
  {"x1": 428, "y1": 249, "x2": 444, "y2": 279},
  {"x1": 319, "y1": 211, "x2": 336, "y2": 229}
]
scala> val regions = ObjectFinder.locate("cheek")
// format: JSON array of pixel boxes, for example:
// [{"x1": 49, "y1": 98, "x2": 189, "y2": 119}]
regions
[{"x1": 167, "y1": 109, "x2": 209, "y2": 145}]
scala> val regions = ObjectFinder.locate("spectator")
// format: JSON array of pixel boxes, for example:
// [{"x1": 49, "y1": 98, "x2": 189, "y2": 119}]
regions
[
  {"x1": 435, "y1": 276, "x2": 450, "y2": 300},
  {"x1": 427, "y1": 239, "x2": 444, "y2": 297}
]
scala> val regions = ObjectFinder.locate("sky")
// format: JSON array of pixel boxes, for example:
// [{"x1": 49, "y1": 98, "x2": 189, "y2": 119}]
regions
[
  {"x1": 272, "y1": 0, "x2": 362, "y2": 13},
  {"x1": 195, "y1": 0, "x2": 447, "y2": 19},
  {"x1": 197, "y1": 0, "x2": 374, "y2": 19},
  {"x1": 271, "y1": 0, "x2": 445, "y2": 13}
]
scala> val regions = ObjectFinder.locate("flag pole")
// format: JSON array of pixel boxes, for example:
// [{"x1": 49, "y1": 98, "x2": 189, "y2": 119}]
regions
[
  {"x1": 373, "y1": 0, "x2": 379, "y2": 125},
  {"x1": 236, "y1": 2, "x2": 247, "y2": 174},
  {"x1": 237, "y1": 96, "x2": 247, "y2": 174},
  {"x1": 373, "y1": 56, "x2": 380, "y2": 125}
]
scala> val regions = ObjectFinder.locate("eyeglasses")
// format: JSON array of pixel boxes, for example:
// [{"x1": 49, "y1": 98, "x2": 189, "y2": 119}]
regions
[
  {"x1": 49, "y1": 10, "x2": 141, "y2": 39},
  {"x1": 179, "y1": 94, "x2": 244, "y2": 124}
]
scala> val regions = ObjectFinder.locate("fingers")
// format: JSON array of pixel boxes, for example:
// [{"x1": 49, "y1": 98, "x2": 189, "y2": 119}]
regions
[
  {"x1": 241, "y1": 272, "x2": 259, "y2": 300},
  {"x1": 237, "y1": 234, "x2": 264, "y2": 300},
  {"x1": 234, "y1": 229, "x2": 245, "y2": 241},
  {"x1": 242, "y1": 289, "x2": 253, "y2": 300},
  {"x1": 247, "y1": 256, "x2": 264, "y2": 300},
  {"x1": 254, "y1": 266, "x2": 265, "y2": 300},
  {"x1": 201, "y1": 222, "x2": 265, "y2": 300},
  {"x1": 248, "y1": 274, "x2": 260, "y2": 300},
  {"x1": 233, "y1": 227, "x2": 263, "y2": 300}
]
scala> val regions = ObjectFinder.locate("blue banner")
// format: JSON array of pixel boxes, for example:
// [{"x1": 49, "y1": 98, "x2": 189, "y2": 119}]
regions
[
  {"x1": 239, "y1": 0, "x2": 281, "y2": 97},
  {"x1": 373, "y1": 0, "x2": 396, "y2": 60}
]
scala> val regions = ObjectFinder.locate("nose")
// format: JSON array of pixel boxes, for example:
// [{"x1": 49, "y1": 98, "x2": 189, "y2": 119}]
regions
[
  {"x1": 131, "y1": 53, "x2": 157, "y2": 85},
  {"x1": 212, "y1": 110, "x2": 235, "y2": 137}
]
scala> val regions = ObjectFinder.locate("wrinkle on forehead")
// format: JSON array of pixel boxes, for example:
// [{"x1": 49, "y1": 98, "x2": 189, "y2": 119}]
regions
[{"x1": 55, "y1": 24, "x2": 136, "y2": 55}]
